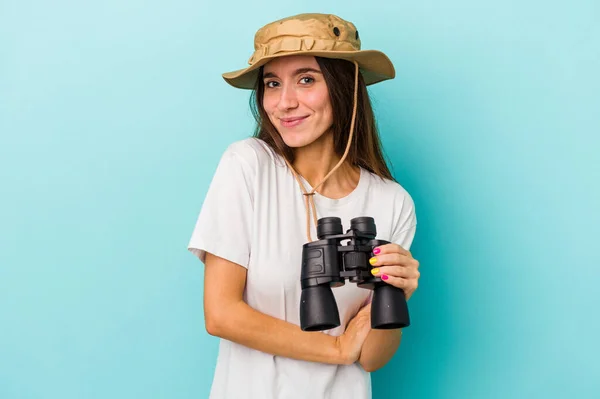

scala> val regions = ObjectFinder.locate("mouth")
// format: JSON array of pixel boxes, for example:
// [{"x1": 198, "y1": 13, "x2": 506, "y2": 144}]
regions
[{"x1": 279, "y1": 115, "x2": 308, "y2": 128}]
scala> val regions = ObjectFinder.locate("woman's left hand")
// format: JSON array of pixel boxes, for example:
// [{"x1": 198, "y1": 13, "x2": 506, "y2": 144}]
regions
[{"x1": 369, "y1": 244, "x2": 420, "y2": 300}]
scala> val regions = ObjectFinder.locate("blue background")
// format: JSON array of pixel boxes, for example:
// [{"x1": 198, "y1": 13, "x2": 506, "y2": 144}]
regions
[{"x1": 1, "y1": 0, "x2": 599, "y2": 398}]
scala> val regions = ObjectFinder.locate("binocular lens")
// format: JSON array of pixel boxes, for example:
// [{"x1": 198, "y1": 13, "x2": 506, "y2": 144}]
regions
[
  {"x1": 371, "y1": 284, "x2": 410, "y2": 329},
  {"x1": 350, "y1": 217, "x2": 377, "y2": 237},
  {"x1": 317, "y1": 217, "x2": 343, "y2": 239},
  {"x1": 300, "y1": 285, "x2": 341, "y2": 331}
]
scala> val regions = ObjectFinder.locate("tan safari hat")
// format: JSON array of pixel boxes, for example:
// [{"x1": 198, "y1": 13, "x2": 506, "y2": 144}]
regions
[{"x1": 222, "y1": 13, "x2": 396, "y2": 89}]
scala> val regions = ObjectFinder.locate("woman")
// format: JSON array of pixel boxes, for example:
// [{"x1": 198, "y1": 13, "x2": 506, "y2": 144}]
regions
[{"x1": 188, "y1": 13, "x2": 420, "y2": 399}]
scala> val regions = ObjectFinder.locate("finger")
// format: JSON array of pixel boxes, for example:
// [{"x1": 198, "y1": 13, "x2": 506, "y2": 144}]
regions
[
  {"x1": 347, "y1": 304, "x2": 372, "y2": 330},
  {"x1": 379, "y1": 274, "x2": 418, "y2": 293},
  {"x1": 369, "y1": 253, "x2": 413, "y2": 267},
  {"x1": 357, "y1": 303, "x2": 371, "y2": 315},
  {"x1": 348, "y1": 303, "x2": 371, "y2": 325},
  {"x1": 370, "y1": 265, "x2": 420, "y2": 279},
  {"x1": 373, "y1": 243, "x2": 410, "y2": 257}
]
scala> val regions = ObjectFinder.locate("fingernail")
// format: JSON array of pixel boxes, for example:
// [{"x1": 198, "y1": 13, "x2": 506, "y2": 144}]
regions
[
  {"x1": 371, "y1": 268, "x2": 380, "y2": 275},
  {"x1": 382, "y1": 274, "x2": 389, "y2": 281},
  {"x1": 373, "y1": 247, "x2": 381, "y2": 255},
  {"x1": 369, "y1": 257, "x2": 377, "y2": 265}
]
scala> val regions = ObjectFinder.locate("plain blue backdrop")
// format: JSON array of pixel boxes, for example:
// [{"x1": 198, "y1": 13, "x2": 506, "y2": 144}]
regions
[{"x1": 1, "y1": 0, "x2": 599, "y2": 398}]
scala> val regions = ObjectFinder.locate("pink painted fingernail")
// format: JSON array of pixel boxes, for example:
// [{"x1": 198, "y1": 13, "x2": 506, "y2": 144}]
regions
[
  {"x1": 373, "y1": 247, "x2": 381, "y2": 255},
  {"x1": 381, "y1": 274, "x2": 389, "y2": 281}
]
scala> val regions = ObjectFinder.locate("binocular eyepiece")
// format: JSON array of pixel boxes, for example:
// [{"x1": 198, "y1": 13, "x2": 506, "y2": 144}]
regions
[{"x1": 299, "y1": 216, "x2": 410, "y2": 331}]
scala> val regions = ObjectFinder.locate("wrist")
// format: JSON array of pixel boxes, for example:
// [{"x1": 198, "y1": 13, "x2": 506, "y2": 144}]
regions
[{"x1": 332, "y1": 335, "x2": 353, "y2": 365}]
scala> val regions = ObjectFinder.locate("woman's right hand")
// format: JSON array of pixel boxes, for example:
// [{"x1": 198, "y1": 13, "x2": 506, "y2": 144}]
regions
[{"x1": 335, "y1": 303, "x2": 372, "y2": 365}]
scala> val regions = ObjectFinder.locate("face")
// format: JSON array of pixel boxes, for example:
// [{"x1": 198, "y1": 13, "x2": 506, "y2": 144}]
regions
[{"x1": 261, "y1": 55, "x2": 333, "y2": 148}]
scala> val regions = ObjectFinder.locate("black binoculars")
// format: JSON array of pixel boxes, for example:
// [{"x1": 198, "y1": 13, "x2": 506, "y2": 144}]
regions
[{"x1": 299, "y1": 216, "x2": 410, "y2": 332}]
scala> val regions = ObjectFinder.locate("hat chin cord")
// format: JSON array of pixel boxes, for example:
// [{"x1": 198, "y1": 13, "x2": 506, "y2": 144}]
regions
[{"x1": 282, "y1": 60, "x2": 360, "y2": 243}]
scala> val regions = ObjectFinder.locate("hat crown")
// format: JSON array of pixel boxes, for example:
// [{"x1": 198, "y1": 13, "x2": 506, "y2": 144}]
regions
[{"x1": 254, "y1": 13, "x2": 361, "y2": 52}]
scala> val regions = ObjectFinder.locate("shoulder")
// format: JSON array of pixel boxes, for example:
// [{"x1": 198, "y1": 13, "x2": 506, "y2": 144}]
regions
[
  {"x1": 367, "y1": 171, "x2": 415, "y2": 211},
  {"x1": 221, "y1": 137, "x2": 285, "y2": 173},
  {"x1": 364, "y1": 170, "x2": 417, "y2": 237}
]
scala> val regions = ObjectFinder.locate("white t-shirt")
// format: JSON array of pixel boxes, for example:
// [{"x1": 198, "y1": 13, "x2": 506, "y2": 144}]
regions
[{"x1": 188, "y1": 137, "x2": 417, "y2": 399}]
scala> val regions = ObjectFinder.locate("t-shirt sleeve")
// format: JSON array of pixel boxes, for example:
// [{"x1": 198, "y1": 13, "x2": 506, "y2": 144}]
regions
[
  {"x1": 391, "y1": 192, "x2": 417, "y2": 251},
  {"x1": 187, "y1": 146, "x2": 254, "y2": 268}
]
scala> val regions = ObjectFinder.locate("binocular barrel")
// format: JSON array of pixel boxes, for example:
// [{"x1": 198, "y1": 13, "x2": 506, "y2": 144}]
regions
[{"x1": 299, "y1": 216, "x2": 410, "y2": 331}]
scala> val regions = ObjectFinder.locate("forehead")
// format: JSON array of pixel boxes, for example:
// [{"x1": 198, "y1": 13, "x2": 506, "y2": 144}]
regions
[{"x1": 262, "y1": 55, "x2": 320, "y2": 74}]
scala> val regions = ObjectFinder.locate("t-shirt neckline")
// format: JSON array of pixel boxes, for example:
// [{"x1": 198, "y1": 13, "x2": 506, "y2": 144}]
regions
[
  {"x1": 255, "y1": 137, "x2": 370, "y2": 209},
  {"x1": 296, "y1": 167, "x2": 369, "y2": 209}
]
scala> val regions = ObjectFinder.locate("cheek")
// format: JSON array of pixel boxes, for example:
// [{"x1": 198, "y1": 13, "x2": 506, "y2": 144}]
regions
[
  {"x1": 262, "y1": 93, "x2": 277, "y2": 115},
  {"x1": 305, "y1": 91, "x2": 332, "y2": 119}
]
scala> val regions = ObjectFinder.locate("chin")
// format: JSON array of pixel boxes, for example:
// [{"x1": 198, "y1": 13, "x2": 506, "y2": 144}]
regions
[
  {"x1": 279, "y1": 129, "x2": 318, "y2": 148},
  {"x1": 282, "y1": 137, "x2": 313, "y2": 148}
]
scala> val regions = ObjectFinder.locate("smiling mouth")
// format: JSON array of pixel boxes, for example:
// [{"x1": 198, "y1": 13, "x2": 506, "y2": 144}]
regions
[{"x1": 280, "y1": 116, "x2": 308, "y2": 127}]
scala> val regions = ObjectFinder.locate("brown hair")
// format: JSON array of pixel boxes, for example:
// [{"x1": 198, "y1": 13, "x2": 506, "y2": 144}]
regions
[{"x1": 249, "y1": 56, "x2": 395, "y2": 181}]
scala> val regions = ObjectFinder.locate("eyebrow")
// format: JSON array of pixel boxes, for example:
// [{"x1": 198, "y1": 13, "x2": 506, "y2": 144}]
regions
[{"x1": 262, "y1": 67, "x2": 322, "y2": 79}]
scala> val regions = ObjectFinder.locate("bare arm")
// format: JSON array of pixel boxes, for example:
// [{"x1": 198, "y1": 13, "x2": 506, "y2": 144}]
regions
[
  {"x1": 358, "y1": 329, "x2": 402, "y2": 372},
  {"x1": 203, "y1": 252, "x2": 364, "y2": 365}
]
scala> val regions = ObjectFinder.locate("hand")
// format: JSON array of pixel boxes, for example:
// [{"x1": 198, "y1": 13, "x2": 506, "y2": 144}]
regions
[
  {"x1": 335, "y1": 304, "x2": 372, "y2": 365},
  {"x1": 369, "y1": 244, "x2": 420, "y2": 300}
]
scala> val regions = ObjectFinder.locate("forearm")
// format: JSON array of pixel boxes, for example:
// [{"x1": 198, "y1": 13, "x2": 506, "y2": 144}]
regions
[
  {"x1": 358, "y1": 328, "x2": 402, "y2": 372},
  {"x1": 206, "y1": 299, "x2": 344, "y2": 365}
]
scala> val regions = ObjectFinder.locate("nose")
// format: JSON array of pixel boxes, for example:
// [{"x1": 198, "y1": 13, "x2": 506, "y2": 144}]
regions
[{"x1": 276, "y1": 84, "x2": 299, "y2": 111}]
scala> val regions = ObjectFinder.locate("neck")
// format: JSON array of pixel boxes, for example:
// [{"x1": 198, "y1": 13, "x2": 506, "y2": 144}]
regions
[{"x1": 292, "y1": 132, "x2": 360, "y2": 199}]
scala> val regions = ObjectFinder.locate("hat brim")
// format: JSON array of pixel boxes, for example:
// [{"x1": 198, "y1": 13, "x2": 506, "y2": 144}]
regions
[{"x1": 222, "y1": 50, "x2": 395, "y2": 89}]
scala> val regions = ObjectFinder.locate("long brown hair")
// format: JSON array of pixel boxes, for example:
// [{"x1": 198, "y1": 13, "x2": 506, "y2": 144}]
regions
[{"x1": 249, "y1": 56, "x2": 395, "y2": 181}]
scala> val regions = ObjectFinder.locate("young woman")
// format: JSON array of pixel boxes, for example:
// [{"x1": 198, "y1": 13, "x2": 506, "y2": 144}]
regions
[{"x1": 188, "y1": 13, "x2": 420, "y2": 399}]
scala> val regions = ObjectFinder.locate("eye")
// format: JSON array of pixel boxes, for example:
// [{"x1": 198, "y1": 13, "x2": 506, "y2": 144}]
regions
[
  {"x1": 265, "y1": 81, "x2": 279, "y2": 88},
  {"x1": 299, "y1": 76, "x2": 314, "y2": 84}
]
